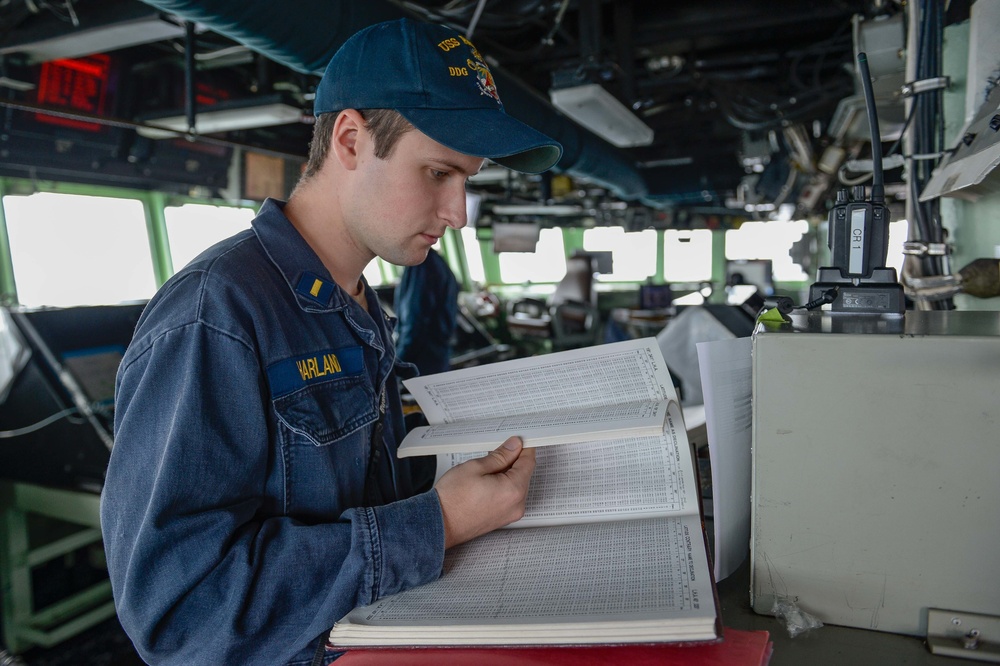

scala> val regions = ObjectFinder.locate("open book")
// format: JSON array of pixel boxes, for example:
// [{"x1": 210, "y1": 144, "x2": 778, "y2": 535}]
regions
[
  {"x1": 397, "y1": 337, "x2": 677, "y2": 457},
  {"x1": 328, "y1": 340, "x2": 720, "y2": 647}
]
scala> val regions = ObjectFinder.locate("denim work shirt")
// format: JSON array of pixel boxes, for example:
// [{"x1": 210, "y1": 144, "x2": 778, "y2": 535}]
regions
[{"x1": 101, "y1": 199, "x2": 445, "y2": 665}]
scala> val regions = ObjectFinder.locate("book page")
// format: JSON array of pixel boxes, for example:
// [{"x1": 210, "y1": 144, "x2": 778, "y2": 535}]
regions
[
  {"x1": 696, "y1": 337, "x2": 753, "y2": 582},
  {"x1": 434, "y1": 404, "x2": 696, "y2": 527},
  {"x1": 397, "y1": 399, "x2": 666, "y2": 457},
  {"x1": 331, "y1": 514, "x2": 717, "y2": 645},
  {"x1": 403, "y1": 337, "x2": 677, "y2": 425}
]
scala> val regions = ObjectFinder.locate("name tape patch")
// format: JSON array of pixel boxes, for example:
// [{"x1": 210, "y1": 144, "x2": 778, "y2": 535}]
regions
[{"x1": 267, "y1": 346, "x2": 364, "y2": 398}]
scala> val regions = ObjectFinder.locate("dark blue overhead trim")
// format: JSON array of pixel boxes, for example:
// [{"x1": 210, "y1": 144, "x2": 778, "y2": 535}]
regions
[{"x1": 139, "y1": 0, "x2": 649, "y2": 200}]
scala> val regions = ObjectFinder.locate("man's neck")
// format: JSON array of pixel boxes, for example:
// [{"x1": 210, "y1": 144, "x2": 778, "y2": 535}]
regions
[
  {"x1": 348, "y1": 279, "x2": 368, "y2": 312},
  {"x1": 285, "y1": 180, "x2": 371, "y2": 297}
]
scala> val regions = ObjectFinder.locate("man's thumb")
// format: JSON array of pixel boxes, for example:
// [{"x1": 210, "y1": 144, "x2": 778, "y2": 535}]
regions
[{"x1": 484, "y1": 436, "x2": 523, "y2": 470}]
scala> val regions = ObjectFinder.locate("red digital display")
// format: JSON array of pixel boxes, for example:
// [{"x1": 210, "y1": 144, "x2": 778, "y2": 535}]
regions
[
  {"x1": 195, "y1": 81, "x2": 231, "y2": 107},
  {"x1": 35, "y1": 54, "x2": 112, "y2": 132}
]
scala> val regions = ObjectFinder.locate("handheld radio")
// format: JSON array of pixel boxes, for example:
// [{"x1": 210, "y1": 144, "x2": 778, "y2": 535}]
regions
[{"x1": 807, "y1": 52, "x2": 905, "y2": 315}]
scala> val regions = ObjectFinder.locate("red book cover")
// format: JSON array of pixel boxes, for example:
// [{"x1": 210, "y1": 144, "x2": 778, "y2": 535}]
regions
[{"x1": 333, "y1": 628, "x2": 772, "y2": 666}]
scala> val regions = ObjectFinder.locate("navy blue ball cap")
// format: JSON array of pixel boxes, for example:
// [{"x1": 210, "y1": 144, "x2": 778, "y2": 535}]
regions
[{"x1": 314, "y1": 18, "x2": 562, "y2": 174}]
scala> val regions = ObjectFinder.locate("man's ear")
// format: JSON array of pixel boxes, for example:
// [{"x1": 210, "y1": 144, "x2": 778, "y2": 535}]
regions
[{"x1": 331, "y1": 109, "x2": 367, "y2": 171}]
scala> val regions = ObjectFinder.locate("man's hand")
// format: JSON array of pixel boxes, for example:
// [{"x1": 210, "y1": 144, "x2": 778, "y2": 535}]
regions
[{"x1": 434, "y1": 436, "x2": 536, "y2": 549}]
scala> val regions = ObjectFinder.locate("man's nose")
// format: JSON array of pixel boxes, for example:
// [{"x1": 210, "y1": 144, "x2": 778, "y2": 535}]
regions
[{"x1": 442, "y1": 184, "x2": 468, "y2": 230}]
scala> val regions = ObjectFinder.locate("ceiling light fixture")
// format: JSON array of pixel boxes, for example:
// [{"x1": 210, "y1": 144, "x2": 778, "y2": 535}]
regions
[
  {"x1": 549, "y1": 83, "x2": 654, "y2": 148},
  {"x1": 468, "y1": 166, "x2": 514, "y2": 184},
  {"x1": 492, "y1": 204, "x2": 584, "y2": 216},
  {"x1": 0, "y1": 15, "x2": 188, "y2": 63},
  {"x1": 136, "y1": 95, "x2": 304, "y2": 139}
]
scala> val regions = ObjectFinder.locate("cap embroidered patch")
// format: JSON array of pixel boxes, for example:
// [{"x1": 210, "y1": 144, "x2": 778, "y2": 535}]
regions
[
  {"x1": 266, "y1": 346, "x2": 364, "y2": 398},
  {"x1": 437, "y1": 35, "x2": 501, "y2": 108},
  {"x1": 468, "y1": 51, "x2": 500, "y2": 105}
]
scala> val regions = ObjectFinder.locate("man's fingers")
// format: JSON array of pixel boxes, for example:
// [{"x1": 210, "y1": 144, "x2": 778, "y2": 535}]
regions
[
  {"x1": 479, "y1": 436, "x2": 524, "y2": 472},
  {"x1": 435, "y1": 436, "x2": 536, "y2": 549},
  {"x1": 507, "y1": 445, "x2": 536, "y2": 481}
]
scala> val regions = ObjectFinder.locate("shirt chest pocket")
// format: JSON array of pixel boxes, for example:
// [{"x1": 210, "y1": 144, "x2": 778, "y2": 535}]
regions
[{"x1": 272, "y1": 375, "x2": 377, "y2": 446}]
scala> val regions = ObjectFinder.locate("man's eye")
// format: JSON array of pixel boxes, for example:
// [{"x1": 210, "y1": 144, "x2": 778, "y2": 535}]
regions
[{"x1": 430, "y1": 170, "x2": 448, "y2": 179}]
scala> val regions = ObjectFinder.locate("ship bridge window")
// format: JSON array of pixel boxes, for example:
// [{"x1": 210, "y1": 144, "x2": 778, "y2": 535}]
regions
[
  {"x1": 3, "y1": 192, "x2": 155, "y2": 307},
  {"x1": 498, "y1": 228, "x2": 566, "y2": 284},
  {"x1": 460, "y1": 227, "x2": 486, "y2": 285},
  {"x1": 164, "y1": 204, "x2": 255, "y2": 272},
  {"x1": 583, "y1": 227, "x2": 657, "y2": 282},
  {"x1": 163, "y1": 203, "x2": 400, "y2": 288},
  {"x1": 362, "y1": 259, "x2": 385, "y2": 287},
  {"x1": 885, "y1": 219, "x2": 908, "y2": 275},
  {"x1": 663, "y1": 230, "x2": 713, "y2": 283},
  {"x1": 725, "y1": 220, "x2": 809, "y2": 282}
]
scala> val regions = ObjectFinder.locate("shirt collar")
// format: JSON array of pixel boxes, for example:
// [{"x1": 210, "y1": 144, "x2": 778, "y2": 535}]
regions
[{"x1": 251, "y1": 198, "x2": 352, "y2": 312}]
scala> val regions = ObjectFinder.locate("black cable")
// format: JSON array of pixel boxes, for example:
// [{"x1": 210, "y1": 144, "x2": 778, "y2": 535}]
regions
[
  {"x1": 908, "y1": 0, "x2": 950, "y2": 303},
  {"x1": 717, "y1": 79, "x2": 853, "y2": 131},
  {"x1": 886, "y1": 104, "x2": 916, "y2": 157},
  {"x1": 801, "y1": 288, "x2": 839, "y2": 311},
  {"x1": 782, "y1": 290, "x2": 837, "y2": 312},
  {"x1": 755, "y1": 290, "x2": 836, "y2": 323},
  {"x1": 774, "y1": 296, "x2": 794, "y2": 315},
  {"x1": 905, "y1": 0, "x2": 939, "y2": 282}
]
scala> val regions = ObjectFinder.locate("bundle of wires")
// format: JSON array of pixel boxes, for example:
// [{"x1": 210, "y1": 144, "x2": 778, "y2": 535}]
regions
[{"x1": 906, "y1": 0, "x2": 953, "y2": 310}]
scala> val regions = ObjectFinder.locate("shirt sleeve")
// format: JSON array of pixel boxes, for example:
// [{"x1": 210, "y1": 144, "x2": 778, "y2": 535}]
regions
[{"x1": 101, "y1": 320, "x2": 445, "y2": 665}]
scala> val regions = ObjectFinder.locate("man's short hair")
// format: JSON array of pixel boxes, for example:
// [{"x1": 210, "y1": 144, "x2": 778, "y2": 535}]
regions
[{"x1": 301, "y1": 109, "x2": 414, "y2": 180}]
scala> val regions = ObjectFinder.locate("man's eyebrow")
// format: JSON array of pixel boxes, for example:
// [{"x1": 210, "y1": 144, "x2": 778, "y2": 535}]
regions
[{"x1": 426, "y1": 157, "x2": 483, "y2": 177}]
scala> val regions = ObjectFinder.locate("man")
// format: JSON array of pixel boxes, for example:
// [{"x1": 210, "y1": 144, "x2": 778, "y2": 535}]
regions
[
  {"x1": 395, "y1": 247, "x2": 459, "y2": 376},
  {"x1": 101, "y1": 18, "x2": 561, "y2": 666}
]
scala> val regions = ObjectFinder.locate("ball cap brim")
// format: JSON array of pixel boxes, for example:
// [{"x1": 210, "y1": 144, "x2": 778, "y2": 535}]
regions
[{"x1": 399, "y1": 106, "x2": 562, "y2": 174}]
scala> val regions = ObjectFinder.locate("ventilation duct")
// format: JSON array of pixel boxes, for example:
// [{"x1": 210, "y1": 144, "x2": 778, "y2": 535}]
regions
[{"x1": 137, "y1": 0, "x2": 648, "y2": 200}]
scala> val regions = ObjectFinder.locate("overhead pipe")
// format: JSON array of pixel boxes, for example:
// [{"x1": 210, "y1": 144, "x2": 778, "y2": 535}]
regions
[
  {"x1": 183, "y1": 20, "x2": 196, "y2": 133},
  {"x1": 138, "y1": 0, "x2": 648, "y2": 199}
]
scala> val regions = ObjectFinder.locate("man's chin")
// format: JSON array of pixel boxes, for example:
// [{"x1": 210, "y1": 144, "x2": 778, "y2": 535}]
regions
[
  {"x1": 406, "y1": 246, "x2": 432, "y2": 265},
  {"x1": 383, "y1": 247, "x2": 429, "y2": 267}
]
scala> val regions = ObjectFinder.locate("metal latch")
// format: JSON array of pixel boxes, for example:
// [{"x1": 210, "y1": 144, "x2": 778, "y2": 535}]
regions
[
  {"x1": 927, "y1": 609, "x2": 1000, "y2": 662},
  {"x1": 901, "y1": 76, "x2": 951, "y2": 97},
  {"x1": 902, "y1": 240, "x2": 950, "y2": 256}
]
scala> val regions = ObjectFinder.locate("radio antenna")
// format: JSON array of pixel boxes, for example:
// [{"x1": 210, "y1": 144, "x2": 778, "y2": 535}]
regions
[{"x1": 857, "y1": 52, "x2": 884, "y2": 204}]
